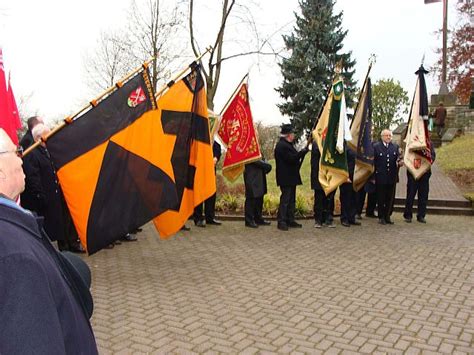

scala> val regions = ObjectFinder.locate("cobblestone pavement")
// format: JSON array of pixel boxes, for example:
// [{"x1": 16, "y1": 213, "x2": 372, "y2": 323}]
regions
[{"x1": 85, "y1": 214, "x2": 474, "y2": 354}]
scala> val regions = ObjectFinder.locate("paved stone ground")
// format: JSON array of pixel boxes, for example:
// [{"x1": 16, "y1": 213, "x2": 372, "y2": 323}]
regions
[
  {"x1": 85, "y1": 214, "x2": 474, "y2": 354},
  {"x1": 396, "y1": 163, "x2": 467, "y2": 202}
]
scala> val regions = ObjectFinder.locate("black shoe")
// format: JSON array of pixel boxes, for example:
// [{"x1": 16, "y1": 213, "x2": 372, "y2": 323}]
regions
[
  {"x1": 181, "y1": 225, "x2": 191, "y2": 231},
  {"x1": 256, "y1": 220, "x2": 271, "y2": 226},
  {"x1": 341, "y1": 221, "x2": 351, "y2": 227},
  {"x1": 417, "y1": 217, "x2": 426, "y2": 224},
  {"x1": 121, "y1": 233, "x2": 138, "y2": 242},
  {"x1": 277, "y1": 223, "x2": 289, "y2": 231},
  {"x1": 356, "y1": 214, "x2": 362, "y2": 220},
  {"x1": 69, "y1": 245, "x2": 87, "y2": 253},
  {"x1": 195, "y1": 220, "x2": 206, "y2": 228},
  {"x1": 114, "y1": 240, "x2": 122, "y2": 245},
  {"x1": 404, "y1": 218, "x2": 412, "y2": 223},
  {"x1": 349, "y1": 221, "x2": 361, "y2": 226},
  {"x1": 366, "y1": 213, "x2": 377, "y2": 218},
  {"x1": 378, "y1": 219, "x2": 387, "y2": 225},
  {"x1": 385, "y1": 219, "x2": 394, "y2": 225},
  {"x1": 288, "y1": 221, "x2": 302, "y2": 228},
  {"x1": 206, "y1": 219, "x2": 222, "y2": 225},
  {"x1": 131, "y1": 227, "x2": 143, "y2": 233},
  {"x1": 245, "y1": 222, "x2": 258, "y2": 228}
]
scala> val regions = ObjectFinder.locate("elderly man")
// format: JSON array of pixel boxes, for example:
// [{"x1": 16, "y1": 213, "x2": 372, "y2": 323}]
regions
[
  {"x1": 274, "y1": 123, "x2": 308, "y2": 231},
  {"x1": 19, "y1": 115, "x2": 44, "y2": 150},
  {"x1": 373, "y1": 129, "x2": 402, "y2": 225},
  {"x1": 0, "y1": 129, "x2": 98, "y2": 354},
  {"x1": 21, "y1": 124, "x2": 84, "y2": 252}
]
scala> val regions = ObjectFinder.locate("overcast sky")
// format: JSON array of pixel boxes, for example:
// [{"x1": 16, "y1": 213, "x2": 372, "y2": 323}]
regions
[{"x1": 0, "y1": 0, "x2": 456, "y2": 127}]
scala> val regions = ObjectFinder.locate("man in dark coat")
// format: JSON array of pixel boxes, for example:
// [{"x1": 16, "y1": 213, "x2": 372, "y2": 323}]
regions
[
  {"x1": 373, "y1": 129, "x2": 402, "y2": 225},
  {"x1": 20, "y1": 124, "x2": 83, "y2": 252},
  {"x1": 194, "y1": 140, "x2": 222, "y2": 227},
  {"x1": 19, "y1": 115, "x2": 43, "y2": 150},
  {"x1": 433, "y1": 102, "x2": 447, "y2": 138},
  {"x1": 404, "y1": 145, "x2": 436, "y2": 224},
  {"x1": 0, "y1": 128, "x2": 98, "y2": 354},
  {"x1": 244, "y1": 159, "x2": 272, "y2": 228},
  {"x1": 310, "y1": 141, "x2": 335, "y2": 228},
  {"x1": 274, "y1": 123, "x2": 308, "y2": 231},
  {"x1": 339, "y1": 146, "x2": 360, "y2": 227}
]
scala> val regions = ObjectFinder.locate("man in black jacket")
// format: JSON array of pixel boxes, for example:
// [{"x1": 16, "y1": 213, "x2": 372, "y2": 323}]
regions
[
  {"x1": 274, "y1": 124, "x2": 309, "y2": 231},
  {"x1": 193, "y1": 141, "x2": 222, "y2": 227},
  {"x1": 373, "y1": 129, "x2": 402, "y2": 225},
  {"x1": 20, "y1": 124, "x2": 83, "y2": 252},
  {"x1": 310, "y1": 141, "x2": 335, "y2": 228},
  {"x1": 0, "y1": 128, "x2": 98, "y2": 354},
  {"x1": 244, "y1": 159, "x2": 272, "y2": 228}
]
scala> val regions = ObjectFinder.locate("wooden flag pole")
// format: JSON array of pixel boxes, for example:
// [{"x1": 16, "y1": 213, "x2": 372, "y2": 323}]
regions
[
  {"x1": 350, "y1": 54, "x2": 376, "y2": 129},
  {"x1": 155, "y1": 46, "x2": 213, "y2": 99},
  {"x1": 218, "y1": 73, "x2": 249, "y2": 116},
  {"x1": 23, "y1": 47, "x2": 213, "y2": 157},
  {"x1": 23, "y1": 57, "x2": 156, "y2": 157}
]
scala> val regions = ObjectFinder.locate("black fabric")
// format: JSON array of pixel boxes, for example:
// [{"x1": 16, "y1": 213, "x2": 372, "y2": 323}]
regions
[
  {"x1": 0, "y1": 201, "x2": 97, "y2": 354},
  {"x1": 245, "y1": 196, "x2": 264, "y2": 224},
  {"x1": 340, "y1": 182, "x2": 357, "y2": 223},
  {"x1": 19, "y1": 130, "x2": 34, "y2": 150},
  {"x1": 356, "y1": 185, "x2": 377, "y2": 215},
  {"x1": 376, "y1": 183, "x2": 395, "y2": 222},
  {"x1": 274, "y1": 137, "x2": 307, "y2": 187},
  {"x1": 373, "y1": 141, "x2": 400, "y2": 185},
  {"x1": 313, "y1": 189, "x2": 333, "y2": 224},
  {"x1": 47, "y1": 71, "x2": 155, "y2": 170},
  {"x1": 310, "y1": 142, "x2": 323, "y2": 190},
  {"x1": 21, "y1": 146, "x2": 73, "y2": 242},
  {"x1": 415, "y1": 65, "x2": 429, "y2": 117},
  {"x1": 244, "y1": 160, "x2": 271, "y2": 198},
  {"x1": 277, "y1": 185, "x2": 296, "y2": 224},
  {"x1": 404, "y1": 170, "x2": 431, "y2": 219},
  {"x1": 87, "y1": 141, "x2": 178, "y2": 254}
]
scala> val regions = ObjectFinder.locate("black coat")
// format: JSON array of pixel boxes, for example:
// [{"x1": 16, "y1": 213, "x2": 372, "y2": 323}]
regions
[
  {"x1": 373, "y1": 141, "x2": 400, "y2": 185},
  {"x1": 213, "y1": 141, "x2": 222, "y2": 161},
  {"x1": 21, "y1": 146, "x2": 70, "y2": 241},
  {"x1": 310, "y1": 142, "x2": 323, "y2": 190},
  {"x1": 274, "y1": 137, "x2": 307, "y2": 187},
  {"x1": 244, "y1": 160, "x2": 272, "y2": 198},
  {"x1": 0, "y1": 198, "x2": 97, "y2": 354},
  {"x1": 19, "y1": 130, "x2": 34, "y2": 150},
  {"x1": 346, "y1": 147, "x2": 356, "y2": 181}
]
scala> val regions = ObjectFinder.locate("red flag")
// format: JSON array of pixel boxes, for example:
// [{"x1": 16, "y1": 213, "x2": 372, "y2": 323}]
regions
[
  {"x1": 218, "y1": 83, "x2": 261, "y2": 181},
  {"x1": 0, "y1": 48, "x2": 21, "y2": 144}
]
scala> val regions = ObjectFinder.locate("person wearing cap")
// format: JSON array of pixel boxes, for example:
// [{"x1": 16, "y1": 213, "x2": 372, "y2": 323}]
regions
[
  {"x1": 0, "y1": 128, "x2": 98, "y2": 354},
  {"x1": 274, "y1": 123, "x2": 309, "y2": 231}
]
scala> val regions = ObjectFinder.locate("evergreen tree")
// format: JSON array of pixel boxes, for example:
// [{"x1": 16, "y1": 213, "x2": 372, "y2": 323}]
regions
[{"x1": 276, "y1": 0, "x2": 356, "y2": 138}]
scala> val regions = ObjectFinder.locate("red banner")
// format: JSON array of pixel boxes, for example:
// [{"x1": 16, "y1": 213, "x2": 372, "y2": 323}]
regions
[{"x1": 218, "y1": 83, "x2": 261, "y2": 181}]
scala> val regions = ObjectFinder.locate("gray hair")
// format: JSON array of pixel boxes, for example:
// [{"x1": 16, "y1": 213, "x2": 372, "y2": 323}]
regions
[{"x1": 32, "y1": 123, "x2": 50, "y2": 142}]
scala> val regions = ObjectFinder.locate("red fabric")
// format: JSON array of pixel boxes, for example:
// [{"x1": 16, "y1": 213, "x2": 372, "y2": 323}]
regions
[
  {"x1": 0, "y1": 49, "x2": 21, "y2": 144},
  {"x1": 218, "y1": 83, "x2": 261, "y2": 170}
]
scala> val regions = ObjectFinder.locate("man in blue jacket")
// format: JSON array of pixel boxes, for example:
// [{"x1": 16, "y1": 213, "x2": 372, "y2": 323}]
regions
[
  {"x1": 373, "y1": 129, "x2": 402, "y2": 225},
  {"x1": 274, "y1": 124, "x2": 308, "y2": 231},
  {"x1": 0, "y1": 129, "x2": 98, "y2": 354}
]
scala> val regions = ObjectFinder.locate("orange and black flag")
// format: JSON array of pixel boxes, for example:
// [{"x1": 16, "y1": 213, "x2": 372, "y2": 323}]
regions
[
  {"x1": 46, "y1": 68, "x2": 179, "y2": 254},
  {"x1": 153, "y1": 65, "x2": 216, "y2": 237}
]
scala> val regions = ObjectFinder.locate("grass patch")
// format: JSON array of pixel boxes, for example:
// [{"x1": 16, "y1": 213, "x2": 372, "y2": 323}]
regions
[{"x1": 436, "y1": 134, "x2": 474, "y2": 200}]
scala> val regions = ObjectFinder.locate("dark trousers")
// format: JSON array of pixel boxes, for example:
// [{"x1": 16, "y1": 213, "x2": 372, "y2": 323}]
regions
[
  {"x1": 193, "y1": 193, "x2": 216, "y2": 223},
  {"x1": 356, "y1": 189, "x2": 377, "y2": 216},
  {"x1": 376, "y1": 183, "x2": 395, "y2": 222},
  {"x1": 277, "y1": 186, "x2": 296, "y2": 225},
  {"x1": 313, "y1": 189, "x2": 332, "y2": 224},
  {"x1": 340, "y1": 183, "x2": 357, "y2": 223},
  {"x1": 245, "y1": 196, "x2": 264, "y2": 224},
  {"x1": 404, "y1": 172, "x2": 431, "y2": 219}
]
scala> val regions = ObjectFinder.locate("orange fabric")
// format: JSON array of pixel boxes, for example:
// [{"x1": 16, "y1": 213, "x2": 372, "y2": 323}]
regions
[{"x1": 57, "y1": 142, "x2": 108, "y2": 252}]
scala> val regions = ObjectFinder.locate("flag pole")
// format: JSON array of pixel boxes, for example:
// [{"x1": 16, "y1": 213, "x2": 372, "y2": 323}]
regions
[
  {"x1": 218, "y1": 73, "x2": 249, "y2": 116},
  {"x1": 23, "y1": 47, "x2": 213, "y2": 157},
  {"x1": 155, "y1": 46, "x2": 213, "y2": 98},
  {"x1": 350, "y1": 54, "x2": 376, "y2": 129},
  {"x1": 22, "y1": 57, "x2": 156, "y2": 157}
]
